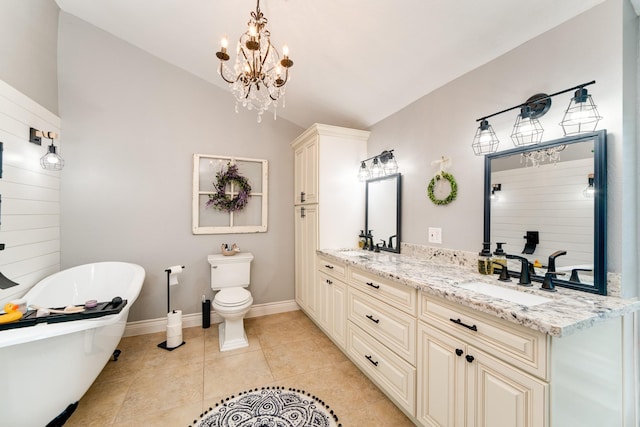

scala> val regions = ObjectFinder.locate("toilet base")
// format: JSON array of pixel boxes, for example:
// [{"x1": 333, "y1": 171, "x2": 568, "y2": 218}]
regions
[{"x1": 218, "y1": 320, "x2": 249, "y2": 352}]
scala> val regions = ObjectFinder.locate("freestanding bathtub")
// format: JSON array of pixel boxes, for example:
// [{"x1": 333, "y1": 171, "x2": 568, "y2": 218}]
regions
[{"x1": 0, "y1": 262, "x2": 145, "y2": 426}]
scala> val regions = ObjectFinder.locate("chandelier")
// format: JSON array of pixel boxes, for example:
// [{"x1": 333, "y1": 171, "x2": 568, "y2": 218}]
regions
[{"x1": 215, "y1": 0, "x2": 294, "y2": 123}]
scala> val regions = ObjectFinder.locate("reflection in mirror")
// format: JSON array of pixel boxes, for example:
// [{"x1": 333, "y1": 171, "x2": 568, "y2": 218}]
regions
[
  {"x1": 365, "y1": 173, "x2": 401, "y2": 253},
  {"x1": 484, "y1": 130, "x2": 607, "y2": 295}
]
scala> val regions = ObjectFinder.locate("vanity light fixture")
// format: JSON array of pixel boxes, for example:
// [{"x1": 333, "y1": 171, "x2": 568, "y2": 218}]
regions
[
  {"x1": 357, "y1": 150, "x2": 399, "y2": 182},
  {"x1": 215, "y1": 0, "x2": 294, "y2": 123},
  {"x1": 30, "y1": 127, "x2": 64, "y2": 171},
  {"x1": 490, "y1": 183, "x2": 501, "y2": 200},
  {"x1": 472, "y1": 80, "x2": 601, "y2": 156},
  {"x1": 560, "y1": 88, "x2": 602, "y2": 135},
  {"x1": 583, "y1": 173, "x2": 595, "y2": 198}
]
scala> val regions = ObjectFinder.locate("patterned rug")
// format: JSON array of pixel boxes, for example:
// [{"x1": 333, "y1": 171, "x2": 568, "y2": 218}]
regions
[{"x1": 192, "y1": 387, "x2": 341, "y2": 427}]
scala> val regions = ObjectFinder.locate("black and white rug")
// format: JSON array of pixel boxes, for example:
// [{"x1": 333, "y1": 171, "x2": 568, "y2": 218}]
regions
[{"x1": 192, "y1": 387, "x2": 341, "y2": 427}]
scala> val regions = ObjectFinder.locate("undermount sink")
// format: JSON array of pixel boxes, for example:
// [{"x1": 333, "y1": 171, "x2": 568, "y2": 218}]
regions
[
  {"x1": 456, "y1": 282, "x2": 552, "y2": 307},
  {"x1": 338, "y1": 250, "x2": 372, "y2": 258}
]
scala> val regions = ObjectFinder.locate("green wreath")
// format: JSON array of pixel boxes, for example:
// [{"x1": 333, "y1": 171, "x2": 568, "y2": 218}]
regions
[
  {"x1": 428, "y1": 172, "x2": 458, "y2": 205},
  {"x1": 206, "y1": 163, "x2": 252, "y2": 212}
]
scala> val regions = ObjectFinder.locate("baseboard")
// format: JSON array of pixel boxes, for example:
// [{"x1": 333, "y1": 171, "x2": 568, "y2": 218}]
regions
[{"x1": 123, "y1": 299, "x2": 300, "y2": 337}]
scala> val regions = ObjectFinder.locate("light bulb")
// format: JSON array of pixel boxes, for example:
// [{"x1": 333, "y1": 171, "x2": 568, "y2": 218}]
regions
[
  {"x1": 249, "y1": 24, "x2": 257, "y2": 37},
  {"x1": 282, "y1": 45, "x2": 289, "y2": 56},
  {"x1": 221, "y1": 37, "x2": 228, "y2": 49}
]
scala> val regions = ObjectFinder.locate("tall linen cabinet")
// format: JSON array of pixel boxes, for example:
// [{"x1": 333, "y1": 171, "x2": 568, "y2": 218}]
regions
[{"x1": 292, "y1": 124, "x2": 369, "y2": 323}]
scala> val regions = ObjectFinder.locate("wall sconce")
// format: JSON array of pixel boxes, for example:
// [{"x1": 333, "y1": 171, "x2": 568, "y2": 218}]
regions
[
  {"x1": 472, "y1": 80, "x2": 602, "y2": 156},
  {"x1": 29, "y1": 127, "x2": 64, "y2": 171},
  {"x1": 357, "y1": 150, "x2": 398, "y2": 182},
  {"x1": 583, "y1": 173, "x2": 595, "y2": 198},
  {"x1": 490, "y1": 183, "x2": 501, "y2": 200}
]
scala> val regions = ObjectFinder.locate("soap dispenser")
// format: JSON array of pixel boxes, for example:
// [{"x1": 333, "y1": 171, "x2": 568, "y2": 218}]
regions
[
  {"x1": 493, "y1": 242, "x2": 507, "y2": 269},
  {"x1": 358, "y1": 230, "x2": 366, "y2": 249},
  {"x1": 478, "y1": 242, "x2": 494, "y2": 275}
]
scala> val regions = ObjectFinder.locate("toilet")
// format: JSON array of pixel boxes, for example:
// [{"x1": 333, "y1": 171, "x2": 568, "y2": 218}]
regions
[{"x1": 208, "y1": 252, "x2": 254, "y2": 351}]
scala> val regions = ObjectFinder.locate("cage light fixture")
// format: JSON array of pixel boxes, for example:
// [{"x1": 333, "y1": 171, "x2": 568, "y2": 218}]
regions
[
  {"x1": 472, "y1": 80, "x2": 601, "y2": 156},
  {"x1": 215, "y1": 0, "x2": 294, "y2": 123},
  {"x1": 583, "y1": 173, "x2": 595, "y2": 198},
  {"x1": 29, "y1": 127, "x2": 64, "y2": 171},
  {"x1": 358, "y1": 150, "x2": 398, "y2": 182}
]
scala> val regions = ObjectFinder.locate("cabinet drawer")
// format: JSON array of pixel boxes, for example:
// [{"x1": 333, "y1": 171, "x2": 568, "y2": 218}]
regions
[
  {"x1": 317, "y1": 255, "x2": 346, "y2": 280},
  {"x1": 348, "y1": 267, "x2": 417, "y2": 315},
  {"x1": 347, "y1": 322, "x2": 416, "y2": 416},
  {"x1": 348, "y1": 287, "x2": 416, "y2": 364},
  {"x1": 420, "y1": 294, "x2": 548, "y2": 379}
]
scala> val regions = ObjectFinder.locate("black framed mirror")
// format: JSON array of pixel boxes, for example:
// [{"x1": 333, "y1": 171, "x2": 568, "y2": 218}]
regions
[
  {"x1": 483, "y1": 130, "x2": 607, "y2": 295},
  {"x1": 365, "y1": 173, "x2": 401, "y2": 253}
]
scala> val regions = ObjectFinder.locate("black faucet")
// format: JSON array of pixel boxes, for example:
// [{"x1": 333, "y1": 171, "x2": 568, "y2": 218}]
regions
[
  {"x1": 388, "y1": 235, "x2": 396, "y2": 250},
  {"x1": 505, "y1": 254, "x2": 532, "y2": 287},
  {"x1": 541, "y1": 271, "x2": 565, "y2": 292},
  {"x1": 547, "y1": 250, "x2": 567, "y2": 274}
]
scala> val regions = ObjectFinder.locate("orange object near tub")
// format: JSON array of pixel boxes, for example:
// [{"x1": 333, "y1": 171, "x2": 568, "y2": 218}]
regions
[{"x1": 0, "y1": 303, "x2": 23, "y2": 324}]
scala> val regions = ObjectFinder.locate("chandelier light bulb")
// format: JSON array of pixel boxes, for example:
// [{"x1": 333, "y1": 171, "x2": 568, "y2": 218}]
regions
[
  {"x1": 249, "y1": 24, "x2": 257, "y2": 37},
  {"x1": 221, "y1": 37, "x2": 228, "y2": 49},
  {"x1": 282, "y1": 45, "x2": 289, "y2": 57}
]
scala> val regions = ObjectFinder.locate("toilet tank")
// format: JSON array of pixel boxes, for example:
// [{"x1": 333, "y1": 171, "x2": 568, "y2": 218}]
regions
[{"x1": 208, "y1": 252, "x2": 254, "y2": 289}]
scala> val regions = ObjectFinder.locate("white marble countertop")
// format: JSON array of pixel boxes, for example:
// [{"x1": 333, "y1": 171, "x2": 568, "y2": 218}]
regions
[{"x1": 318, "y1": 248, "x2": 640, "y2": 337}]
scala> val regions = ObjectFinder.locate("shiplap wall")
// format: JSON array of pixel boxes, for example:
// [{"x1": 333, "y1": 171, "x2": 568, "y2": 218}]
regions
[
  {"x1": 491, "y1": 158, "x2": 594, "y2": 276},
  {"x1": 0, "y1": 80, "x2": 61, "y2": 305}
]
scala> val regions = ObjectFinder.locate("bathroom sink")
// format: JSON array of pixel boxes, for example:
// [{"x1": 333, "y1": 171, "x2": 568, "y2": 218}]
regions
[
  {"x1": 338, "y1": 250, "x2": 372, "y2": 258},
  {"x1": 456, "y1": 282, "x2": 551, "y2": 307}
]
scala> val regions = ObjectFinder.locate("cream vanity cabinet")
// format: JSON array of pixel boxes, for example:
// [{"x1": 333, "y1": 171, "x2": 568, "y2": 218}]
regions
[
  {"x1": 346, "y1": 266, "x2": 418, "y2": 416},
  {"x1": 316, "y1": 255, "x2": 348, "y2": 348},
  {"x1": 292, "y1": 124, "x2": 369, "y2": 315}
]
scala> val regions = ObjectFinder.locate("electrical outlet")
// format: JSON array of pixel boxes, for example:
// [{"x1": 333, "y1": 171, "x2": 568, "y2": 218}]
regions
[{"x1": 428, "y1": 227, "x2": 442, "y2": 244}]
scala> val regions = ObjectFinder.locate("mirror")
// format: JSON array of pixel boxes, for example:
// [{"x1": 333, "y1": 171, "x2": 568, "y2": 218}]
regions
[
  {"x1": 484, "y1": 130, "x2": 607, "y2": 295},
  {"x1": 365, "y1": 173, "x2": 401, "y2": 253}
]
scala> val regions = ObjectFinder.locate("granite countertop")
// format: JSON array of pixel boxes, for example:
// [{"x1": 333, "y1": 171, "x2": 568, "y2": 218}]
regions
[{"x1": 318, "y1": 248, "x2": 640, "y2": 337}]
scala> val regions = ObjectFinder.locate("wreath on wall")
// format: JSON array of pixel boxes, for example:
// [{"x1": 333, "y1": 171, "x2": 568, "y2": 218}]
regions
[
  {"x1": 427, "y1": 156, "x2": 457, "y2": 205},
  {"x1": 206, "y1": 163, "x2": 252, "y2": 212}
]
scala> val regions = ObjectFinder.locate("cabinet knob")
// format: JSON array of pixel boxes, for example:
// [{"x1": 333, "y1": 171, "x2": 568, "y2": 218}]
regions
[
  {"x1": 455, "y1": 348, "x2": 463, "y2": 357},
  {"x1": 326, "y1": 279, "x2": 333, "y2": 285},
  {"x1": 465, "y1": 355, "x2": 475, "y2": 363}
]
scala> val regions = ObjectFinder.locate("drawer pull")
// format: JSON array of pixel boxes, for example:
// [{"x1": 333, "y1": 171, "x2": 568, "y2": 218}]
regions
[
  {"x1": 450, "y1": 318, "x2": 478, "y2": 332},
  {"x1": 366, "y1": 281, "x2": 380, "y2": 289},
  {"x1": 465, "y1": 355, "x2": 475, "y2": 363},
  {"x1": 324, "y1": 264, "x2": 334, "y2": 269},
  {"x1": 326, "y1": 279, "x2": 333, "y2": 285},
  {"x1": 365, "y1": 354, "x2": 379, "y2": 366},
  {"x1": 365, "y1": 314, "x2": 380, "y2": 324},
  {"x1": 300, "y1": 207, "x2": 305, "y2": 218},
  {"x1": 300, "y1": 191, "x2": 306, "y2": 202},
  {"x1": 455, "y1": 348, "x2": 463, "y2": 357}
]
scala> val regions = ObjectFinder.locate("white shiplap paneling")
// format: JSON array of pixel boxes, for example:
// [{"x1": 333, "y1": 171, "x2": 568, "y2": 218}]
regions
[{"x1": 0, "y1": 80, "x2": 61, "y2": 304}]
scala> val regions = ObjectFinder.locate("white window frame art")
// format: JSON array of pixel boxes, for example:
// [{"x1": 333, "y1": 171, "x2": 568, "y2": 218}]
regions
[{"x1": 192, "y1": 154, "x2": 268, "y2": 234}]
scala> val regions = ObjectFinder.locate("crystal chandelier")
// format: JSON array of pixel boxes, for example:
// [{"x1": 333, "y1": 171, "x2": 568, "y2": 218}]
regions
[{"x1": 216, "y1": 0, "x2": 294, "y2": 123}]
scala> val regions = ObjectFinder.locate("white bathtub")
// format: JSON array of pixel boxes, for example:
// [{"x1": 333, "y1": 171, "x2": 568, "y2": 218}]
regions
[{"x1": 0, "y1": 262, "x2": 145, "y2": 426}]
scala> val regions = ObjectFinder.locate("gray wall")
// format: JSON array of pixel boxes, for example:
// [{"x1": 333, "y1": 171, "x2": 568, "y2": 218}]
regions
[
  {"x1": 368, "y1": 0, "x2": 638, "y2": 296},
  {"x1": 0, "y1": 0, "x2": 59, "y2": 114},
  {"x1": 57, "y1": 13, "x2": 303, "y2": 322}
]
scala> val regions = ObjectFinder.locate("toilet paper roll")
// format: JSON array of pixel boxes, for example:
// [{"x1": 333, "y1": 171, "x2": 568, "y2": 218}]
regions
[
  {"x1": 167, "y1": 324, "x2": 182, "y2": 337},
  {"x1": 167, "y1": 265, "x2": 182, "y2": 286},
  {"x1": 167, "y1": 310, "x2": 182, "y2": 326},
  {"x1": 166, "y1": 332, "x2": 183, "y2": 349}
]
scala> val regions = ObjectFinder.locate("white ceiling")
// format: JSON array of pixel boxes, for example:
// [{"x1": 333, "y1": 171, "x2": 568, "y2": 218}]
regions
[{"x1": 55, "y1": 0, "x2": 607, "y2": 129}]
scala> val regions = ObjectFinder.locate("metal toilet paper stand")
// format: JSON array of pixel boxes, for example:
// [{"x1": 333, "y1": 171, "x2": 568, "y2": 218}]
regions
[{"x1": 158, "y1": 265, "x2": 186, "y2": 351}]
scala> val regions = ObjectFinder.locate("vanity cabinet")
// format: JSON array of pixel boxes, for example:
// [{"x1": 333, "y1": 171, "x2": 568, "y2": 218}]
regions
[
  {"x1": 345, "y1": 266, "x2": 418, "y2": 416},
  {"x1": 418, "y1": 295, "x2": 547, "y2": 427},
  {"x1": 316, "y1": 255, "x2": 348, "y2": 349},
  {"x1": 292, "y1": 124, "x2": 369, "y2": 318}
]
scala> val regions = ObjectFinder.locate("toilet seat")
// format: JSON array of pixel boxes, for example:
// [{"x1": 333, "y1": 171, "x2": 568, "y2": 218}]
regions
[{"x1": 214, "y1": 288, "x2": 252, "y2": 308}]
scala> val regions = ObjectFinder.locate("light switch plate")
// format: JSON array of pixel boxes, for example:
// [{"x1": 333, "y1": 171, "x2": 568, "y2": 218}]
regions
[{"x1": 428, "y1": 227, "x2": 442, "y2": 244}]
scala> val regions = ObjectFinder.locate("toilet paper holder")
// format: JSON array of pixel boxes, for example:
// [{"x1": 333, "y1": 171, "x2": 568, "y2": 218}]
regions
[{"x1": 157, "y1": 265, "x2": 186, "y2": 351}]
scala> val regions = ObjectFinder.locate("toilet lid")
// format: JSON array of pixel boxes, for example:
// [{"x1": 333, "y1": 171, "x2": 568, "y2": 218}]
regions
[{"x1": 215, "y1": 288, "x2": 252, "y2": 307}]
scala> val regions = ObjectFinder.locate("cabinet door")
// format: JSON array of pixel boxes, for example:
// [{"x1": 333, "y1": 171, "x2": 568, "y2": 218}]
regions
[
  {"x1": 467, "y1": 346, "x2": 547, "y2": 427},
  {"x1": 418, "y1": 323, "x2": 466, "y2": 427},
  {"x1": 294, "y1": 205, "x2": 318, "y2": 318},
  {"x1": 293, "y1": 139, "x2": 318, "y2": 205},
  {"x1": 330, "y1": 279, "x2": 347, "y2": 349}
]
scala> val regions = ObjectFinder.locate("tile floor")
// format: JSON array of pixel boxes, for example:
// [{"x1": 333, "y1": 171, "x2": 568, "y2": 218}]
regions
[{"x1": 65, "y1": 310, "x2": 414, "y2": 426}]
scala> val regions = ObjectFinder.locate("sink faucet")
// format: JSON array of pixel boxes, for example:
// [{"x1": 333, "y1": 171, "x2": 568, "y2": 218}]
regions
[
  {"x1": 388, "y1": 235, "x2": 396, "y2": 249},
  {"x1": 505, "y1": 254, "x2": 532, "y2": 287},
  {"x1": 547, "y1": 250, "x2": 567, "y2": 274}
]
